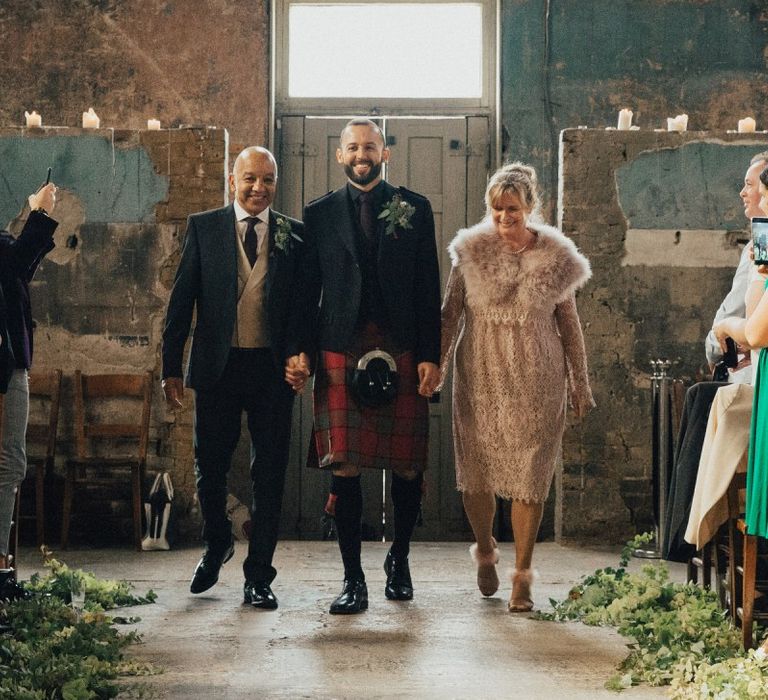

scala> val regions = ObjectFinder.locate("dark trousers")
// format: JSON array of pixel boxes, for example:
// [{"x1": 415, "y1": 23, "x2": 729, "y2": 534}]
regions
[
  {"x1": 194, "y1": 348, "x2": 294, "y2": 583},
  {"x1": 663, "y1": 381, "x2": 726, "y2": 562}
]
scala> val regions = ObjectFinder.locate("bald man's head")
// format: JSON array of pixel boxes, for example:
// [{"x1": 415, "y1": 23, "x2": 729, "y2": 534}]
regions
[{"x1": 230, "y1": 147, "x2": 278, "y2": 216}]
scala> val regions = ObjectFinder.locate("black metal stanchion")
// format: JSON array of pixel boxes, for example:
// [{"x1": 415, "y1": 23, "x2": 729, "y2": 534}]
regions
[{"x1": 634, "y1": 359, "x2": 672, "y2": 559}]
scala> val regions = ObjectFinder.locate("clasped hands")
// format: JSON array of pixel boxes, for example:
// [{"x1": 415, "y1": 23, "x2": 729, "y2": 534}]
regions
[
  {"x1": 283, "y1": 355, "x2": 440, "y2": 398},
  {"x1": 162, "y1": 355, "x2": 441, "y2": 409},
  {"x1": 285, "y1": 353, "x2": 311, "y2": 393}
]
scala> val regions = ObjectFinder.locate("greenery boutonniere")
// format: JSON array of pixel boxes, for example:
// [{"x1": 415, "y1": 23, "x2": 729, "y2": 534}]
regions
[
  {"x1": 274, "y1": 216, "x2": 302, "y2": 253},
  {"x1": 378, "y1": 194, "x2": 416, "y2": 238}
]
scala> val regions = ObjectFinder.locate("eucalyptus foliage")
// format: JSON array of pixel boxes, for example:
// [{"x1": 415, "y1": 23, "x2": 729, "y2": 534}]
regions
[
  {"x1": 535, "y1": 533, "x2": 768, "y2": 696},
  {"x1": 0, "y1": 555, "x2": 157, "y2": 699}
]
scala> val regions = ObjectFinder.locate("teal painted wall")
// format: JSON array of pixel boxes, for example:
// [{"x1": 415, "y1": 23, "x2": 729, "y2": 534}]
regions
[
  {"x1": 501, "y1": 0, "x2": 768, "y2": 215},
  {"x1": 0, "y1": 133, "x2": 167, "y2": 226},
  {"x1": 616, "y1": 142, "x2": 757, "y2": 229}
]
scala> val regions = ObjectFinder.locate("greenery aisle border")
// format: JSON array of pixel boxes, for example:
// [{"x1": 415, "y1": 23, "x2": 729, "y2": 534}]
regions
[
  {"x1": 0, "y1": 548, "x2": 158, "y2": 699},
  {"x1": 536, "y1": 533, "x2": 768, "y2": 698}
]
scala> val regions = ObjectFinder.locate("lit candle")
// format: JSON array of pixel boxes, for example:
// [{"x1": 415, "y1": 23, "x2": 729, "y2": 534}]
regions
[
  {"x1": 667, "y1": 114, "x2": 688, "y2": 132},
  {"x1": 146, "y1": 118, "x2": 161, "y2": 130},
  {"x1": 738, "y1": 117, "x2": 756, "y2": 133},
  {"x1": 24, "y1": 110, "x2": 41, "y2": 128},
  {"x1": 617, "y1": 108, "x2": 633, "y2": 130},
  {"x1": 82, "y1": 108, "x2": 100, "y2": 129}
]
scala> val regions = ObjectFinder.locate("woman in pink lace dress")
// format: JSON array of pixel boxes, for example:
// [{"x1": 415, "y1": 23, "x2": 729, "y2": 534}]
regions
[{"x1": 440, "y1": 163, "x2": 594, "y2": 611}]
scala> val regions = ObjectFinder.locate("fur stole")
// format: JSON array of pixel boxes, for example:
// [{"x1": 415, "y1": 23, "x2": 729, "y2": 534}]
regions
[{"x1": 447, "y1": 219, "x2": 591, "y2": 309}]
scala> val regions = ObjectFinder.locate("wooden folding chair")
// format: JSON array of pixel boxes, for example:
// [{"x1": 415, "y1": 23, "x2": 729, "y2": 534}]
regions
[{"x1": 61, "y1": 371, "x2": 152, "y2": 550}]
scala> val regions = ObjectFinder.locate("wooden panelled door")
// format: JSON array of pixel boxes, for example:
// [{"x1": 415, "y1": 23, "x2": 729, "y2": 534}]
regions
[{"x1": 277, "y1": 115, "x2": 489, "y2": 541}]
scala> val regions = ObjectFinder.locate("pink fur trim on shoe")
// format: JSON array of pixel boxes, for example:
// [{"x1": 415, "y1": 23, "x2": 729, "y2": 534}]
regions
[
  {"x1": 508, "y1": 568, "x2": 535, "y2": 612},
  {"x1": 470, "y1": 540, "x2": 499, "y2": 596}
]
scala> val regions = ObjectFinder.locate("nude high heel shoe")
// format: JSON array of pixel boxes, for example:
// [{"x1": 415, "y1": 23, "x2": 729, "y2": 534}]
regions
[
  {"x1": 508, "y1": 568, "x2": 535, "y2": 612},
  {"x1": 469, "y1": 538, "x2": 499, "y2": 596}
]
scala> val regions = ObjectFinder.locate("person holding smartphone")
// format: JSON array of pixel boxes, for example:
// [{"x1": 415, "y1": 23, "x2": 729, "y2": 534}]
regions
[{"x1": 0, "y1": 180, "x2": 57, "y2": 600}]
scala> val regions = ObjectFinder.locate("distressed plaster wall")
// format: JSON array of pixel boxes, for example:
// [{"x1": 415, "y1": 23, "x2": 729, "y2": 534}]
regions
[
  {"x1": 558, "y1": 128, "x2": 768, "y2": 541},
  {"x1": 2, "y1": 126, "x2": 228, "y2": 544},
  {"x1": 502, "y1": 0, "x2": 768, "y2": 219},
  {"x1": 0, "y1": 0, "x2": 269, "y2": 147}
]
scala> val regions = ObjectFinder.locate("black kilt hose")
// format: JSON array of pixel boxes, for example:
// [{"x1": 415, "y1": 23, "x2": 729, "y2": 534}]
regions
[{"x1": 311, "y1": 324, "x2": 429, "y2": 472}]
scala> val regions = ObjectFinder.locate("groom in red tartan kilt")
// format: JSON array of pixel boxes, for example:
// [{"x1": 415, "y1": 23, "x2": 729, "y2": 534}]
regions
[{"x1": 286, "y1": 118, "x2": 441, "y2": 614}]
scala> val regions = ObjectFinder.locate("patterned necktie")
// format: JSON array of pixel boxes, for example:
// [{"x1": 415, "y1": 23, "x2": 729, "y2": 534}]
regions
[
  {"x1": 243, "y1": 216, "x2": 259, "y2": 267},
  {"x1": 358, "y1": 191, "x2": 376, "y2": 239}
]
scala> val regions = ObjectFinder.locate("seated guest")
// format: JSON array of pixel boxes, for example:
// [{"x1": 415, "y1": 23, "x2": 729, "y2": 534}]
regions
[
  {"x1": 683, "y1": 165, "x2": 768, "y2": 550},
  {"x1": 663, "y1": 152, "x2": 768, "y2": 561},
  {"x1": 706, "y1": 151, "x2": 768, "y2": 384},
  {"x1": 741, "y1": 165, "x2": 768, "y2": 541},
  {"x1": 0, "y1": 182, "x2": 58, "y2": 601}
]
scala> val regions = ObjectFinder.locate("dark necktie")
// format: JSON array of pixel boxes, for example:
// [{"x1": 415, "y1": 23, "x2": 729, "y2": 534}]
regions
[
  {"x1": 243, "y1": 216, "x2": 259, "y2": 267},
  {"x1": 358, "y1": 191, "x2": 376, "y2": 239}
]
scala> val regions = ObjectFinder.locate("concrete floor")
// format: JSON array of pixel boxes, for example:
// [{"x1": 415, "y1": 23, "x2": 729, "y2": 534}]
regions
[{"x1": 17, "y1": 541, "x2": 686, "y2": 699}]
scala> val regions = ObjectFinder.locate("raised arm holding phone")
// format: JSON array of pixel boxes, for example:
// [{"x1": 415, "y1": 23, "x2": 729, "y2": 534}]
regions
[{"x1": 0, "y1": 177, "x2": 58, "y2": 600}]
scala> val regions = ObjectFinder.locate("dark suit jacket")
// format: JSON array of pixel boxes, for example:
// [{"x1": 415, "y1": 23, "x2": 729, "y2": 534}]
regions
[
  {"x1": 162, "y1": 204, "x2": 305, "y2": 391},
  {"x1": 291, "y1": 181, "x2": 441, "y2": 364},
  {"x1": 0, "y1": 210, "x2": 57, "y2": 393}
]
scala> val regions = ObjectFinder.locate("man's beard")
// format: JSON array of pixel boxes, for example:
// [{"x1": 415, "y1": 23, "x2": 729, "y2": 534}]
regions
[{"x1": 344, "y1": 160, "x2": 382, "y2": 186}]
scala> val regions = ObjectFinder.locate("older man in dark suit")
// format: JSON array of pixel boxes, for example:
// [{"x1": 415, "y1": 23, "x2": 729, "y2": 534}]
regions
[
  {"x1": 286, "y1": 119, "x2": 441, "y2": 614},
  {"x1": 162, "y1": 146, "x2": 304, "y2": 610}
]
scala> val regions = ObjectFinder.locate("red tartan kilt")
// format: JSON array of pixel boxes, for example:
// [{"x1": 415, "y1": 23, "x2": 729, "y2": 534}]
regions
[{"x1": 311, "y1": 343, "x2": 429, "y2": 471}]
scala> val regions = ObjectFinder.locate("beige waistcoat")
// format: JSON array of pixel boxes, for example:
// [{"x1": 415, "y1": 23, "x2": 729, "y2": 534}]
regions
[{"x1": 232, "y1": 229, "x2": 270, "y2": 348}]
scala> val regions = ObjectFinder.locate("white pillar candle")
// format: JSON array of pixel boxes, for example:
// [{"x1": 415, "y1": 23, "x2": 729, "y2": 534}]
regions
[
  {"x1": 24, "y1": 110, "x2": 41, "y2": 127},
  {"x1": 738, "y1": 117, "x2": 756, "y2": 133},
  {"x1": 82, "y1": 108, "x2": 100, "y2": 129},
  {"x1": 146, "y1": 119, "x2": 161, "y2": 130},
  {"x1": 617, "y1": 108, "x2": 633, "y2": 130},
  {"x1": 667, "y1": 114, "x2": 688, "y2": 132}
]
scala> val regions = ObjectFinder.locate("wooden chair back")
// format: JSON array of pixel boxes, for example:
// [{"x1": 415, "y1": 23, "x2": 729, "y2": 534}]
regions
[
  {"x1": 72, "y1": 370, "x2": 152, "y2": 463},
  {"x1": 27, "y1": 369, "x2": 63, "y2": 462}
]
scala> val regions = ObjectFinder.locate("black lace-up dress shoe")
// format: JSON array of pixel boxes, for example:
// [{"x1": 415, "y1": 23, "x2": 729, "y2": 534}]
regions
[
  {"x1": 329, "y1": 579, "x2": 368, "y2": 614},
  {"x1": 384, "y1": 550, "x2": 413, "y2": 601},
  {"x1": 244, "y1": 580, "x2": 278, "y2": 609},
  {"x1": 189, "y1": 542, "x2": 235, "y2": 594},
  {"x1": 0, "y1": 569, "x2": 32, "y2": 602}
]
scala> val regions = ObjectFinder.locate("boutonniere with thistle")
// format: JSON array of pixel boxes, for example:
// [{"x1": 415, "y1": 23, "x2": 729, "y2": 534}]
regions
[
  {"x1": 274, "y1": 216, "x2": 302, "y2": 253},
  {"x1": 378, "y1": 194, "x2": 416, "y2": 239}
]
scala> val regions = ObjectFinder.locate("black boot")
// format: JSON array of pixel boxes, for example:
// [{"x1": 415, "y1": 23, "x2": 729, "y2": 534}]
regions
[
  {"x1": 384, "y1": 550, "x2": 413, "y2": 601},
  {"x1": 0, "y1": 569, "x2": 31, "y2": 602},
  {"x1": 330, "y1": 475, "x2": 365, "y2": 582},
  {"x1": 386, "y1": 473, "x2": 421, "y2": 600},
  {"x1": 329, "y1": 579, "x2": 368, "y2": 614}
]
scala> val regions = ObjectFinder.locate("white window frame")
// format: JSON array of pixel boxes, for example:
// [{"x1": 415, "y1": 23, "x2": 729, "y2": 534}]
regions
[{"x1": 272, "y1": 0, "x2": 498, "y2": 117}]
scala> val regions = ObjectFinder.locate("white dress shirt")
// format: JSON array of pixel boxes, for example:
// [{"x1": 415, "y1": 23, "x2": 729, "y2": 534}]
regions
[{"x1": 233, "y1": 200, "x2": 269, "y2": 256}]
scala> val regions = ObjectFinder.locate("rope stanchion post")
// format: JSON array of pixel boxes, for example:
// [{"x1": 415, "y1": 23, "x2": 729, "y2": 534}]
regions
[{"x1": 634, "y1": 359, "x2": 672, "y2": 559}]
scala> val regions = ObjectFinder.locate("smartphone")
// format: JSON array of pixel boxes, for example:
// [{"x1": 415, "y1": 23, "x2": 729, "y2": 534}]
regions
[
  {"x1": 723, "y1": 337, "x2": 738, "y2": 368},
  {"x1": 752, "y1": 217, "x2": 768, "y2": 265},
  {"x1": 35, "y1": 167, "x2": 52, "y2": 193}
]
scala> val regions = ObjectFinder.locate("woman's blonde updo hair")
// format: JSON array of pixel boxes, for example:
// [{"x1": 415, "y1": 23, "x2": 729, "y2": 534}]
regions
[{"x1": 485, "y1": 162, "x2": 541, "y2": 222}]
